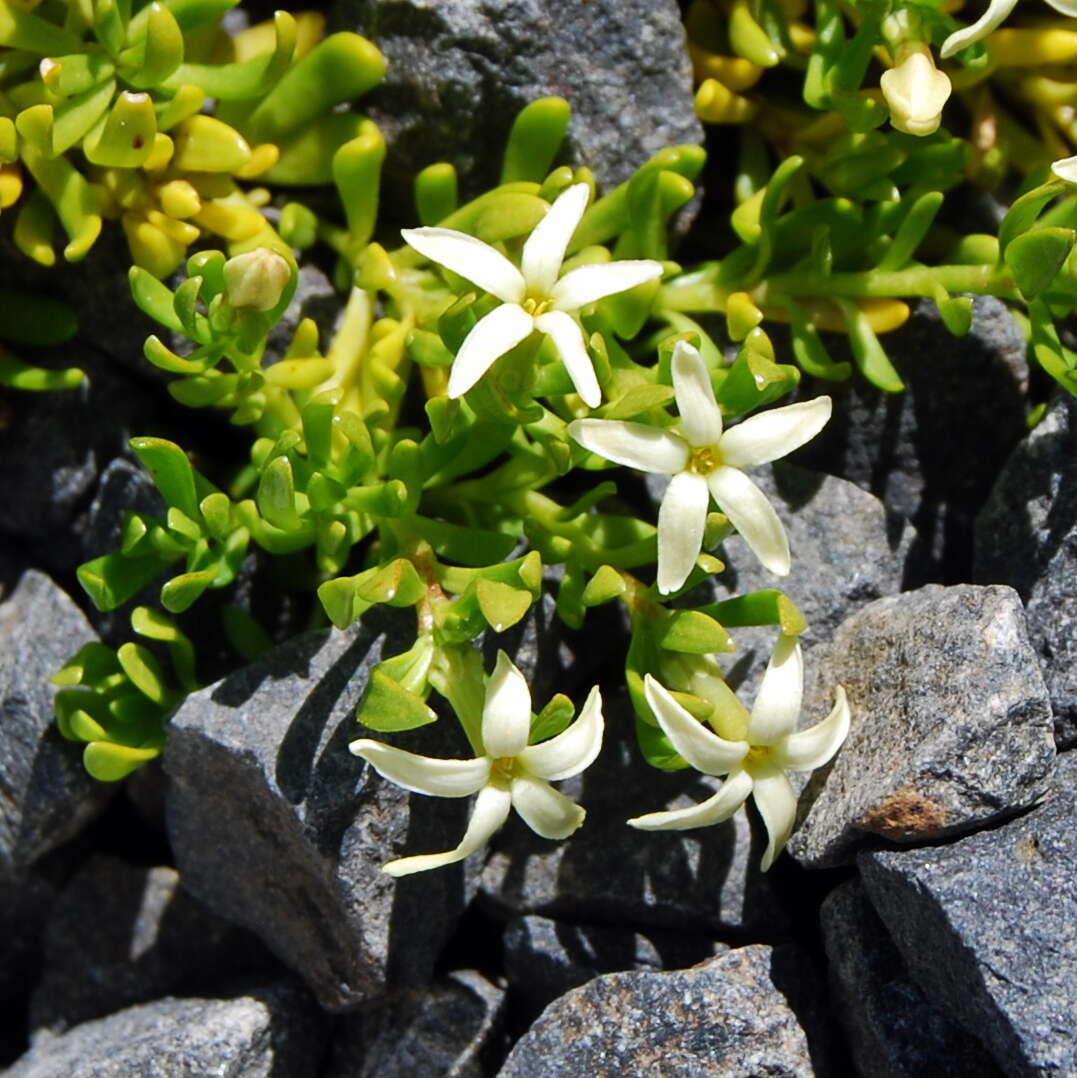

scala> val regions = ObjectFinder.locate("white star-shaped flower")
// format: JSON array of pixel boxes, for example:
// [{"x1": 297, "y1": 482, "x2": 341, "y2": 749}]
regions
[
  {"x1": 568, "y1": 340, "x2": 831, "y2": 594},
  {"x1": 350, "y1": 651, "x2": 604, "y2": 876},
  {"x1": 401, "y1": 183, "x2": 664, "y2": 408},
  {"x1": 940, "y1": 0, "x2": 1077, "y2": 58},
  {"x1": 628, "y1": 634, "x2": 850, "y2": 871}
]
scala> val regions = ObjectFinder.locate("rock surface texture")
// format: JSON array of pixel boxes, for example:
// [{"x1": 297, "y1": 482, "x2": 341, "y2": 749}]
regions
[
  {"x1": 859, "y1": 752, "x2": 1077, "y2": 1078},
  {"x1": 976, "y1": 392, "x2": 1077, "y2": 747},
  {"x1": 330, "y1": 0, "x2": 702, "y2": 202},
  {"x1": 792, "y1": 296, "x2": 1028, "y2": 582},
  {"x1": 6, "y1": 983, "x2": 324, "y2": 1078},
  {"x1": 497, "y1": 943, "x2": 830, "y2": 1077},
  {"x1": 789, "y1": 583, "x2": 1055, "y2": 867},
  {"x1": 0, "y1": 571, "x2": 111, "y2": 882},
  {"x1": 29, "y1": 855, "x2": 274, "y2": 1035},
  {"x1": 324, "y1": 970, "x2": 505, "y2": 1078},
  {"x1": 822, "y1": 880, "x2": 1004, "y2": 1078},
  {"x1": 163, "y1": 610, "x2": 475, "y2": 1010},
  {"x1": 502, "y1": 914, "x2": 719, "y2": 1025}
]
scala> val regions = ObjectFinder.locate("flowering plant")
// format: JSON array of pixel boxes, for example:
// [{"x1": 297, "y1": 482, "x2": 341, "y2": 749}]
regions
[{"x1": 27, "y1": 0, "x2": 1077, "y2": 880}]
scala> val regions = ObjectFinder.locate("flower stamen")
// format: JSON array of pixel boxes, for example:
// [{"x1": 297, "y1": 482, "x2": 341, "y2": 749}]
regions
[{"x1": 688, "y1": 446, "x2": 721, "y2": 475}]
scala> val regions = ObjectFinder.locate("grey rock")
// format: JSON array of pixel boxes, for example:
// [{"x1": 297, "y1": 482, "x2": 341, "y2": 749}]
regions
[
  {"x1": 791, "y1": 296, "x2": 1028, "y2": 583},
  {"x1": 498, "y1": 943, "x2": 832, "y2": 1077},
  {"x1": 503, "y1": 915, "x2": 721, "y2": 1025},
  {"x1": 0, "y1": 365, "x2": 155, "y2": 565},
  {"x1": 30, "y1": 855, "x2": 275, "y2": 1035},
  {"x1": 789, "y1": 583, "x2": 1055, "y2": 868},
  {"x1": 164, "y1": 609, "x2": 475, "y2": 1010},
  {"x1": 6, "y1": 982, "x2": 325, "y2": 1078},
  {"x1": 821, "y1": 880, "x2": 1003, "y2": 1078},
  {"x1": 707, "y1": 462, "x2": 913, "y2": 702},
  {"x1": 859, "y1": 752, "x2": 1077, "y2": 1078},
  {"x1": 975, "y1": 392, "x2": 1077, "y2": 747},
  {"x1": 481, "y1": 689, "x2": 789, "y2": 936},
  {"x1": 331, "y1": 0, "x2": 702, "y2": 204},
  {"x1": 324, "y1": 970, "x2": 505, "y2": 1078},
  {"x1": 0, "y1": 571, "x2": 111, "y2": 883}
]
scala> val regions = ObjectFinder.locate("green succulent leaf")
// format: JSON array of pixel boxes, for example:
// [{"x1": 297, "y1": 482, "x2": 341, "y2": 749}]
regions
[
  {"x1": 1004, "y1": 228, "x2": 1076, "y2": 301},
  {"x1": 356, "y1": 669, "x2": 437, "y2": 733}
]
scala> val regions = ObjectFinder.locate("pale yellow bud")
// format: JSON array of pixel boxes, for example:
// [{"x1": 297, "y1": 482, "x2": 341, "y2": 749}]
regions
[
  {"x1": 223, "y1": 248, "x2": 292, "y2": 311},
  {"x1": 880, "y1": 44, "x2": 952, "y2": 137}
]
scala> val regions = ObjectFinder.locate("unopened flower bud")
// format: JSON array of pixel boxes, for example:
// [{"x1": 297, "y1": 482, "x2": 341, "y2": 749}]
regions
[
  {"x1": 223, "y1": 248, "x2": 292, "y2": 311},
  {"x1": 880, "y1": 43, "x2": 952, "y2": 137}
]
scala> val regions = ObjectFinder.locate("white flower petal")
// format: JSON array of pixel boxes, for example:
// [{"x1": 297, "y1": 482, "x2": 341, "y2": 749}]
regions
[
  {"x1": 521, "y1": 183, "x2": 590, "y2": 296},
  {"x1": 773, "y1": 685, "x2": 851, "y2": 771},
  {"x1": 718, "y1": 397, "x2": 832, "y2": 470},
  {"x1": 939, "y1": 0, "x2": 1016, "y2": 57},
  {"x1": 643, "y1": 675, "x2": 749, "y2": 775},
  {"x1": 400, "y1": 227, "x2": 525, "y2": 303},
  {"x1": 519, "y1": 685, "x2": 604, "y2": 781},
  {"x1": 627, "y1": 769, "x2": 754, "y2": 831},
  {"x1": 481, "y1": 650, "x2": 533, "y2": 759},
  {"x1": 671, "y1": 341, "x2": 723, "y2": 449},
  {"x1": 747, "y1": 633, "x2": 803, "y2": 746},
  {"x1": 1052, "y1": 155, "x2": 1077, "y2": 185},
  {"x1": 447, "y1": 304, "x2": 535, "y2": 399},
  {"x1": 381, "y1": 782, "x2": 512, "y2": 876},
  {"x1": 550, "y1": 260, "x2": 663, "y2": 312},
  {"x1": 350, "y1": 739, "x2": 490, "y2": 797},
  {"x1": 568, "y1": 418, "x2": 689, "y2": 475},
  {"x1": 750, "y1": 765, "x2": 798, "y2": 872},
  {"x1": 707, "y1": 465, "x2": 791, "y2": 576},
  {"x1": 534, "y1": 310, "x2": 601, "y2": 408},
  {"x1": 510, "y1": 773, "x2": 586, "y2": 839},
  {"x1": 657, "y1": 470, "x2": 710, "y2": 594},
  {"x1": 1046, "y1": 0, "x2": 1077, "y2": 13}
]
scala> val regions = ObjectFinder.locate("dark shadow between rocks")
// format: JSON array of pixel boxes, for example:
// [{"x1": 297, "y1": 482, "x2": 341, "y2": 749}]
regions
[{"x1": 768, "y1": 944, "x2": 848, "y2": 1078}]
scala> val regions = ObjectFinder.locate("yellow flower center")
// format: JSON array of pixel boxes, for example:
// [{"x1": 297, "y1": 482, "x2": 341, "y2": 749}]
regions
[
  {"x1": 688, "y1": 446, "x2": 722, "y2": 475},
  {"x1": 522, "y1": 296, "x2": 552, "y2": 317},
  {"x1": 746, "y1": 744, "x2": 772, "y2": 766},
  {"x1": 491, "y1": 756, "x2": 517, "y2": 782}
]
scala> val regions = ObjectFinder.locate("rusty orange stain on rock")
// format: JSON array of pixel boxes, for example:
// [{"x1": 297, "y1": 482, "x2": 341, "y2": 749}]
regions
[{"x1": 857, "y1": 785, "x2": 948, "y2": 841}]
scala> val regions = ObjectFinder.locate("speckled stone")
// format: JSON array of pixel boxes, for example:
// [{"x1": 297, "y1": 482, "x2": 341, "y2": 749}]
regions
[
  {"x1": 976, "y1": 392, "x2": 1077, "y2": 747},
  {"x1": 789, "y1": 584, "x2": 1055, "y2": 868},
  {"x1": 859, "y1": 752, "x2": 1077, "y2": 1078},
  {"x1": 497, "y1": 943, "x2": 832, "y2": 1077}
]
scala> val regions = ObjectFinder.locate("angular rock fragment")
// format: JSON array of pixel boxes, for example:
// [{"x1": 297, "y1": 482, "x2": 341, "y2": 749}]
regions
[
  {"x1": 6, "y1": 982, "x2": 325, "y2": 1078},
  {"x1": 792, "y1": 296, "x2": 1028, "y2": 582},
  {"x1": 975, "y1": 392, "x2": 1077, "y2": 746},
  {"x1": 481, "y1": 695, "x2": 789, "y2": 936},
  {"x1": 498, "y1": 944, "x2": 832, "y2": 1077},
  {"x1": 821, "y1": 880, "x2": 1003, "y2": 1078},
  {"x1": 859, "y1": 752, "x2": 1077, "y2": 1078},
  {"x1": 789, "y1": 584, "x2": 1055, "y2": 868},
  {"x1": 164, "y1": 610, "x2": 475, "y2": 1010},
  {"x1": 331, "y1": 0, "x2": 702, "y2": 202},
  {"x1": 503, "y1": 915, "x2": 719, "y2": 1025},
  {"x1": 30, "y1": 855, "x2": 275, "y2": 1035},
  {"x1": 0, "y1": 571, "x2": 111, "y2": 883},
  {"x1": 324, "y1": 970, "x2": 505, "y2": 1078}
]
